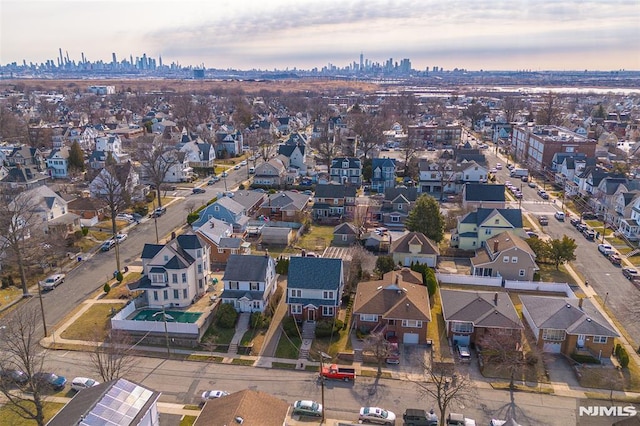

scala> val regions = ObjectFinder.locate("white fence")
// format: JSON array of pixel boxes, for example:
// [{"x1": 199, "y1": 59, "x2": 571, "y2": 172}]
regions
[
  {"x1": 111, "y1": 302, "x2": 200, "y2": 335},
  {"x1": 504, "y1": 280, "x2": 576, "y2": 298},
  {"x1": 436, "y1": 273, "x2": 502, "y2": 287}
]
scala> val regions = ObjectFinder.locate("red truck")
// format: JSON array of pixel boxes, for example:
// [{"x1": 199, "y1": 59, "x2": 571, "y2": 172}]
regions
[{"x1": 320, "y1": 364, "x2": 356, "y2": 381}]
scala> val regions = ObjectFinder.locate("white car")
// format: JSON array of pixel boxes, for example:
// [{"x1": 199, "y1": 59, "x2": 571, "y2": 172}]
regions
[
  {"x1": 115, "y1": 213, "x2": 134, "y2": 222},
  {"x1": 359, "y1": 406, "x2": 396, "y2": 425},
  {"x1": 598, "y1": 243, "x2": 614, "y2": 255},
  {"x1": 201, "y1": 390, "x2": 229, "y2": 402},
  {"x1": 71, "y1": 377, "x2": 100, "y2": 392},
  {"x1": 40, "y1": 273, "x2": 65, "y2": 291},
  {"x1": 115, "y1": 233, "x2": 128, "y2": 243},
  {"x1": 240, "y1": 160, "x2": 247, "y2": 166}
]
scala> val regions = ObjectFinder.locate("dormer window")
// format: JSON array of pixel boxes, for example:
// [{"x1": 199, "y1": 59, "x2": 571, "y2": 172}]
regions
[{"x1": 342, "y1": 160, "x2": 349, "y2": 168}]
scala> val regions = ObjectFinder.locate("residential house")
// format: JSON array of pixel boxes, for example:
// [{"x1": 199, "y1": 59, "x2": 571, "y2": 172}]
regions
[
  {"x1": 333, "y1": 222, "x2": 359, "y2": 246},
  {"x1": 511, "y1": 124, "x2": 597, "y2": 172},
  {"x1": 46, "y1": 146, "x2": 71, "y2": 179},
  {"x1": 616, "y1": 192, "x2": 640, "y2": 241},
  {"x1": 471, "y1": 231, "x2": 538, "y2": 281},
  {"x1": 454, "y1": 146, "x2": 487, "y2": 166},
  {"x1": 451, "y1": 208, "x2": 524, "y2": 250},
  {"x1": 277, "y1": 136, "x2": 307, "y2": 172},
  {"x1": 127, "y1": 234, "x2": 211, "y2": 308},
  {"x1": 220, "y1": 254, "x2": 277, "y2": 313},
  {"x1": 0, "y1": 165, "x2": 49, "y2": 189},
  {"x1": 25, "y1": 185, "x2": 81, "y2": 237},
  {"x1": 418, "y1": 158, "x2": 488, "y2": 195},
  {"x1": 227, "y1": 190, "x2": 266, "y2": 218},
  {"x1": 89, "y1": 162, "x2": 142, "y2": 201},
  {"x1": 330, "y1": 157, "x2": 362, "y2": 187},
  {"x1": 253, "y1": 156, "x2": 288, "y2": 187},
  {"x1": 439, "y1": 289, "x2": 523, "y2": 347},
  {"x1": 6, "y1": 145, "x2": 46, "y2": 171},
  {"x1": 194, "y1": 390, "x2": 289, "y2": 426},
  {"x1": 258, "y1": 190, "x2": 310, "y2": 223},
  {"x1": 286, "y1": 256, "x2": 344, "y2": 321},
  {"x1": 371, "y1": 158, "x2": 397, "y2": 193},
  {"x1": 353, "y1": 268, "x2": 431, "y2": 344},
  {"x1": 215, "y1": 126, "x2": 243, "y2": 157},
  {"x1": 390, "y1": 231, "x2": 439, "y2": 267},
  {"x1": 67, "y1": 193, "x2": 108, "y2": 227},
  {"x1": 312, "y1": 183, "x2": 357, "y2": 223},
  {"x1": 195, "y1": 217, "x2": 250, "y2": 265},
  {"x1": 180, "y1": 141, "x2": 216, "y2": 168},
  {"x1": 376, "y1": 187, "x2": 418, "y2": 229},
  {"x1": 462, "y1": 183, "x2": 506, "y2": 209},
  {"x1": 164, "y1": 151, "x2": 194, "y2": 183},
  {"x1": 407, "y1": 122, "x2": 462, "y2": 147},
  {"x1": 47, "y1": 379, "x2": 161, "y2": 426},
  {"x1": 276, "y1": 116, "x2": 291, "y2": 135},
  {"x1": 520, "y1": 295, "x2": 619, "y2": 357},
  {"x1": 361, "y1": 230, "x2": 392, "y2": 253},
  {"x1": 191, "y1": 196, "x2": 249, "y2": 234}
]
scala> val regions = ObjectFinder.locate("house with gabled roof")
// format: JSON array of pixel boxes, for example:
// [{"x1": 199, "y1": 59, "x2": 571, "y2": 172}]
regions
[
  {"x1": 286, "y1": 256, "x2": 344, "y2": 322},
  {"x1": 439, "y1": 289, "x2": 523, "y2": 347},
  {"x1": 462, "y1": 183, "x2": 506, "y2": 209},
  {"x1": 6, "y1": 145, "x2": 46, "y2": 171},
  {"x1": 520, "y1": 295, "x2": 618, "y2": 357},
  {"x1": 471, "y1": 230, "x2": 538, "y2": 281},
  {"x1": 128, "y1": 234, "x2": 211, "y2": 308},
  {"x1": 371, "y1": 158, "x2": 397, "y2": 193},
  {"x1": 258, "y1": 190, "x2": 310, "y2": 223},
  {"x1": 330, "y1": 157, "x2": 362, "y2": 187},
  {"x1": 353, "y1": 268, "x2": 431, "y2": 344},
  {"x1": 46, "y1": 146, "x2": 71, "y2": 179},
  {"x1": 390, "y1": 231, "x2": 439, "y2": 267},
  {"x1": 22, "y1": 185, "x2": 81, "y2": 237},
  {"x1": 312, "y1": 183, "x2": 356, "y2": 223},
  {"x1": 220, "y1": 254, "x2": 277, "y2": 313},
  {"x1": 0, "y1": 165, "x2": 49, "y2": 189},
  {"x1": 376, "y1": 187, "x2": 418, "y2": 228},
  {"x1": 180, "y1": 140, "x2": 216, "y2": 168},
  {"x1": 333, "y1": 222, "x2": 359, "y2": 246},
  {"x1": 451, "y1": 207, "x2": 524, "y2": 250},
  {"x1": 191, "y1": 196, "x2": 249, "y2": 234},
  {"x1": 195, "y1": 217, "x2": 250, "y2": 265},
  {"x1": 194, "y1": 389, "x2": 289, "y2": 426},
  {"x1": 253, "y1": 156, "x2": 288, "y2": 187}
]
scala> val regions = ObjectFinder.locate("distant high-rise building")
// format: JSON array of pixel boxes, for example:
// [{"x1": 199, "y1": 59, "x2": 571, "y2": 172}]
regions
[
  {"x1": 112, "y1": 52, "x2": 117, "y2": 64},
  {"x1": 359, "y1": 52, "x2": 363, "y2": 71}
]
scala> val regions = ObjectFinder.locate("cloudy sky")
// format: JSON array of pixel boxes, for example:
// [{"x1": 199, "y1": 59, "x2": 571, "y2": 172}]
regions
[{"x1": 2, "y1": 0, "x2": 639, "y2": 71}]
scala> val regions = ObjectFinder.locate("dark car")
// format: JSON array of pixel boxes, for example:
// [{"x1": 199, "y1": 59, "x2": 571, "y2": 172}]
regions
[
  {"x1": 404, "y1": 408, "x2": 439, "y2": 426},
  {"x1": 570, "y1": 217, "x2": 581, "y2": 227},
  {"x1": 623, "y1": 268, "x2": 639, "y2": 280},
  {"x1": 192, "y1": 187, "x2": 206, "y2": 194},
  {"x1": 0, "y1": 369, "x2": 28, "y2": 385},
  {"x1": 576, "y1": 223, "x2": 588, "y2": 232},
  {"x1": 583, "y1": 228, "x2": 596, "y2": 241},
  {"x1": 33, "y1": 372, "x2": 67, "y2": 391}
]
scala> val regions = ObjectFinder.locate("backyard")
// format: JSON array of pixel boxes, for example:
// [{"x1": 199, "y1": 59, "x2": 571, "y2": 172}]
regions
[{"x1": 59, "y1": 302, "x2": 126, "y2": 341}]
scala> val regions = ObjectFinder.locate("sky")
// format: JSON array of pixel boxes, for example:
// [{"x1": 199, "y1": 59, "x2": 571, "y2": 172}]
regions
[{"x1": 1, "y1": 0, "x2": 639, "y2": 72}]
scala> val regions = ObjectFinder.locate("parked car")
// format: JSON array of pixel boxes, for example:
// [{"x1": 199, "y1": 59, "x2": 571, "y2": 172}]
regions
[
  {"x1": 495, "y1": 163, "x2": 502, "y2": 170},
  {"x1": 447, "y1": 413, "x2": 476, "y2": 426},
  {"x1": 240, "y1": 160, "x2": 247, "y2": 166},
  {"x1": 221, "y1": 171, "x2": 228, "y2": 177},
  {"x1": 192, "y1": 187, "x2": 206, "y2": 194},
  {"x1": 115, "y1": 233, "x2": 128, "y2": 243},
  {"x1": 115, "y1": 213, "x2": 134, "y2": 222},
  {"x1": 132, "y1": 213, "x2": 143, "y2": 223},
  {"x1": 538, "y1": 215, "x2": 548, "y2": 226},
  {"x1": 456, "y1": 344, "x2": 471, "y2": 363},
  {"x1": 0, "y1": 369, "x2": 28, "y2": 385},
  {"x1": 207, "y1": 176, "x2": 220, "y2": 185},
  {"x1": 598, "y1": 244, "x2": 614, "y2": 255},
  {"x1": 608, "y1": 253, "x2": 622, "y2": 265},
  {"x1": 528, "y1": 181, "x2": 537, "y2": 188},
  {"x1": 554, "y1": 211, "x2": 565, "y2": 221},
  {"x1": 403, "y1": 408, "x2": 439, "y2": 426},
  {"x1": 623, "y1": 267, "x2": 639, "y2": 280},
  {"x1": 33, "y1": 372, "x2": 67, "y2": 391},
  {"x1": 570, "y1": 217, "x2": 582, "y2": 227},
  {"x1": 576, "y1": 223, "x2": 588, "y2": 232},
  {"x1": 151, "y1": 206, "x2": 167, "y2": 218},
  {"x1": 100, "y1": 239, "x2": 115, "y2": 251},
  {"x1": 39, "y1": 273, "x2": 65, "y2": 291},
  {"x1": 583, "y1": 228, "x2": 596, "y2": 241},
  {"x1": 525, "y1": 231, "x2": 539, "y2": 239},
  {"x1": 359, "y1": 406, "x2": 396, "y2": 425},
  {"x1": 201, "y1": 390, "x2": 229, "y2": 403},
  {"x1": 292, "y1": 400, "x2": 323, "y2": 417},
  {"x1": 233, "y1": 164, "x2": 241, "y2": 170},
  {"x1": 71, "y1": 377, "x2": 100, "y2": 392}
]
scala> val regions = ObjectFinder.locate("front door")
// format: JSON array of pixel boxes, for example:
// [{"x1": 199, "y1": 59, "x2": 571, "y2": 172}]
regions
[
  {"x1": 577, "y1": 334, "x2": 586, "y2": 348},
  {"x1": 307, "y1": 308, "x2": 316, "y2": 321}
]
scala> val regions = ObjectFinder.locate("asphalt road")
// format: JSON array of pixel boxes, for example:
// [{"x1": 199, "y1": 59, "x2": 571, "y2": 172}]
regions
[{"x1": 486, "y1": 149, "x2": 640, "y2": 348}]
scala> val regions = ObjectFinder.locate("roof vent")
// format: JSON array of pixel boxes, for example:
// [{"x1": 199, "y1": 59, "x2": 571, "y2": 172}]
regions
[
  {"x1": 376, "y1": 286, "x2": 383, "y2": 291},
  {"x1": 566, "y1": 304, "x2": 571, "y2": 308},
  {"x1": 587, "y1": 318, "x2": 592, "y2": 322},
  {"x1": 235, "y1": 417, "x2": 244, "y2": 424}
]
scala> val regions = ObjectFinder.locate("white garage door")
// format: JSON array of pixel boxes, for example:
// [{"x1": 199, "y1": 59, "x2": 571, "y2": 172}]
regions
[
  {"x1": 403, "y1": 333, "x2": 419, "y2": 344},
  {"x1": 453, "y1": 335, "x2": 471, "y2": 346},
  {"x1": 543, "y1": 342, "x2": 562, "y2": 353}
]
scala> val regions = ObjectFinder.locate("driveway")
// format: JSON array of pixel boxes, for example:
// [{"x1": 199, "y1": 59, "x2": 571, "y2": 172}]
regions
[{"x1": 543, "y1": 354, "x2": 582, "y2": 389}]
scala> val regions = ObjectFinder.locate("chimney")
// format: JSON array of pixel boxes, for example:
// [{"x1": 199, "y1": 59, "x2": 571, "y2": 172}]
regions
[
  {"x1": 493, "y1": 240, "x2": 499, "y2": 252},
  {"x1": 395, "y1": 274, "x2": 399, "y2": 285},
  {"x1": 578, "y1": 298, "x2": 583, "y2": 309},
  {"x1": 494, "y1": 292, "x2": 498, "y2": 306}
]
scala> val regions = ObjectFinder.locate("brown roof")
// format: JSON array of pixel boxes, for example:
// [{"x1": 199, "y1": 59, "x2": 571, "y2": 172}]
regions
[
  {"x1": 353, "y1": 269, "x2": 431, "y2": 321},
  {"x1": 485, "y1": 230, "x2": 534, "y2": 256},
  {"x1": 194, "y1": 390, "x2": 290, "y2": 426},
  {"x1": 390, "y1": 232, "x2": 439, "y2": 255}
]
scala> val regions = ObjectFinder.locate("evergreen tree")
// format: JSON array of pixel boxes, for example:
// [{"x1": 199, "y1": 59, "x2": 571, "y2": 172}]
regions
[
  {"x1": 405, "y1": 194, "x2": 445, "y2": 243},
  {"x1": 68, "y1": 141, "x2": 85, "y2": 173}
]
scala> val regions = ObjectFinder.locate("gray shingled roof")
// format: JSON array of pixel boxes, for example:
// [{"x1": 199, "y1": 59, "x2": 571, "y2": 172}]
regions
[
  {"x1": 440, "y1": 289, "x2": 522, "y2": 329},
  {"x1": 223, "y1": 254, "x2": 272, "y2": 282},
  {"x1": 287, "y1": 257, "x2": 343, "y2": 290}
]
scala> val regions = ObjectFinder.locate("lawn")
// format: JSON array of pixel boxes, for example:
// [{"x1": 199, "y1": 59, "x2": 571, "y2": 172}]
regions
[
  {"x1": 201, "y1": 324, "x2": 236, "y2": 346},
  {"x1": 275, "y1": 333, "x2": 302, "y2": 359},
  {"x1": 0, "y1": 401, "x2": 66, "y2": 425},
  {"x1": 426, "y1": 290, "x2": 451, "y2": 361},
  {"x1": 102, "y1": 272, "x2": 142, "y2": 300},
  {"x1": 179, "y1": 415, "x2": 198, "y2": 426},
  {"x1": 60, "y1": 303, "x2": 125, "y2": 341},
  {"x1": 536, "y1": 263, "x2": 577, "y2": 285},
  {"x1": 295, "y1": 225, "x2": 335, "y2": 252},
  {"x1": 0, "y1": 285, "x2": 22, "y2": 309}
]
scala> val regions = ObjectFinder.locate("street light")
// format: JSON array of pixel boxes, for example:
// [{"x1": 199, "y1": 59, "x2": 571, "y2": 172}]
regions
[
  {"x1": 152, "y1": 308, "x2": 173, "y2": 358},
  {"x1": 318, "y1": 351, "x2": 331, "y2": 423}
]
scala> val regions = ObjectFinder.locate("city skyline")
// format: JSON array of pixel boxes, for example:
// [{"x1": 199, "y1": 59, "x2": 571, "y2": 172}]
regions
[{"x1": 2, "y1": 0, "x2": 639, "y2": 72}]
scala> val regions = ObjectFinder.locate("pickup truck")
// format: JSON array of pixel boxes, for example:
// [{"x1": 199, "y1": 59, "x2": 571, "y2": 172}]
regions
[{"x1": 319, "y1": 364, "x2": 356, "y2": 381}]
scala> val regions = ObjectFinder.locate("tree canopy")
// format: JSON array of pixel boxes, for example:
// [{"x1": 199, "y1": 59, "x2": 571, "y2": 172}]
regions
[{"x1": 405, "y1": 194, "x2": 445, "y2": 243}]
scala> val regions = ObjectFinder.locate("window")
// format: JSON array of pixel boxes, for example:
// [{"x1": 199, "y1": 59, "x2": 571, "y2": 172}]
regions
[
  {"x1": 173, "y1": 289, "x2": 179, "y2": 299},
  {"x1": 218, "y1": 248, "x2": 224, "y2": 253},
  {"x1": 451, "y1": 322, "x2": 474, "y2": 333},
  {"x1": 172, "y1": 273, "x2": 178, "y2": 283},
  {"x1": 397, "y1": 204, "x2": 403, "y2": 210},
  {"x1": 183, "y1": 289, "x2": 188, "y2": 299},
  {"x1": 197, "y1": 249, "x2": 202, "y2": 258},
  {"x1": 153, "y1": 291, "x2": 158, "y2": 301},
  {"x1": 360, "y1": 314, "x2": 378, "y2": 322},
  {"x1": 199, "y1": 279, "x2": 203, "y2": 289},
  {"x1": 182, "y1": 273, "x2": 187, "y2": 283},
  {"x1": 542, "y1": 329, "x2": 566, "y2": 341},
  {"x1": 163, "y1": 255, "x2": 169, "y2": 262},
  {"x1": 519, "y1": 269, "x2": 526, "y2": 277},
  {"x1": 251, "y1": 282, "x2": 259, "y2": 291},
  {"x1": 485, "y1": 229, "x2": 492, "y2": 235},
  {"x1": 291, "y1": 289, "x2": 302, "y2": 298},
  {"x1": 402, "y1": 319, "x2": 423, "y2": 328},
  {"x1": 322, "y1": 306, "x2": 334, "y2": 316},
  {"x1": 151, "y1": 273, "x2": 166, "y2": 283},
  {"x1": 253, "y1": 301, "x2": 261, "y2": 309},
  {"x1": 291, "y1": 304, "x2": 302, "y2": 314},
  {"x1": 197, "y1": 264, "x2": 202, "y2": 274},
  {"x1": 511, "y1": 256, "x2": 518, "y2": 263},
  {"x1": 503, "y1": 256, "x2": 509, "y2": 263},
  {"x1": 342, "y1": 234, "x2": 348, "y2": 241},
  {"x1": 323, "y1": 291, "x2": 334, "y2": 299},
  {"x1": 229, "y1": 281, "x2": 239, "y2": 290},
  {"x1": 391, "y1": 215, "x2": 400, "y2": 223},
  {"x1": 494, "y1": 219, "x2": 500, "y2": 224},
  {"x1": 592, "y1": 336, "x2": 608, "y2": 344},
  {"x1": 163, "y1": 290, "x2": 168, "y2": 300}
]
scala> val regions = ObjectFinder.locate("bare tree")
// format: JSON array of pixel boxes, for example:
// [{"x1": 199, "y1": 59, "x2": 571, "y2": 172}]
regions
[
  {"x1": 477, "y1": 330, "x2": 533, "y2": 390},
  {"x1": 89, "y1": 329, "x2": 136, "y2": 382},
  {"x1": 413, "y1": 359, "x2": 474, "y2": 426},
  {"x1": 134, "y1": 135, "x2": 180, "y2": 208},
  {"x1": 536, "y1": 92, "x2": 563, "y2": 126},
  {"x1": 312, "y1": 124, "x2": 339, "y2": 168},
  {"x1": 364, "y1": 332, "x2": 393, "y2": 376},
  {"x1": 0, "y1": 307, "x2": 49, "y2": 426},
  {"x1": 502, "y1": 97, "x2": 523, "y2": 123},
  {"x1": 348, "y1": 108, "x2": 387, "y2": 159}
]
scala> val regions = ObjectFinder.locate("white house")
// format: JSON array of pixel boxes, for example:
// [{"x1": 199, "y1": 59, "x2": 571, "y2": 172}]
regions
[
  {"x1": 220, "y1": 254, "x2": 277, "y2": 313},
  {"x1": 46, "y1": 146, "x2": 71, "y2": 179}
]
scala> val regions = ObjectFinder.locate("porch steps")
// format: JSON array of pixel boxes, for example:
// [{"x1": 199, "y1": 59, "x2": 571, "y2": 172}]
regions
[
  {"x1": 626, "y1": 247, "x2": 640, "y2": 258},
  {"x1": 298, "y1": 321, "x2": 316, "y2": 360},
  {"x1": 353, "y1": 349, "x2": 363, "y2": 363}
]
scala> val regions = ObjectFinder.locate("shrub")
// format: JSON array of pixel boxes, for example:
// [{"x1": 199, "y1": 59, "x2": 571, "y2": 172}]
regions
[
  {"x1": 570, "y1": 353, "x2": 601, "y2": 364},
  {"x1": 282, "y1": 316, "x2": 299, "y2": 337},
  {"x1": 525, "y1": 352, "x2": 540, "y2": 366},
  {"x1": 216, "y1": 303, "x2": 239, "y2": 328},
  {"x1": 315, "y1": 319, "x2": 343, "y2": 338},
  {"x1": 187, "y1": 212, "x2": 200, "y2": 225},
  {"x1": 103, "y1": 283, "x2": 111, "y2": 294},
  {"x1": 620, "y1": 353, "x2": 630, "y2": 368},
  {"x1": 81, "y1": 227, "x2": 89, "y2": 236},
  {"x1": 116, "y1": 271, "x2": 124, "y2": 283},
  {"x1": 275, "y1": 258, "x2": 290, "y2": 275},
  {"x1": 250, "y1": 312, "x2": 270, "y2": 329}
]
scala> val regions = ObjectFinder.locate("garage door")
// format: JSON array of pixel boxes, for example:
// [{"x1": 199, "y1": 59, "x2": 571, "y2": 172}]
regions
[
  {"x1": 543, "y1": 342, "x2": 562, "y2": 353},
  {"x1": 403, "y1": 333, "x2": 419, "y2": 344},
  {"x1": 452, "y1": 335, "x2": 470, "y2": 346}
]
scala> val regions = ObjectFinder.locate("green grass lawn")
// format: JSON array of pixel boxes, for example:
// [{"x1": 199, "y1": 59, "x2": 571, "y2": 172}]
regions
[
  {"x1": 536, "y1": 263, "x2": 577, "y2": 285},
  {"x1": 296, "y1": 225, "x2": 335, "y2": 252},
  {"x1": 201, "y1": 324, "x2": 236, "y2": 346},
  {"x1": 0, "y1": 401, "x2": 66, "y2": 425},
  {"x1": 0, "y1": 285, "x2": 22, "y2": 309},
  {"x1": 275, "y1": 333, "x2": 301, "y2": 359},
  {"x1": 179, "y1": 415, "x2": 198, "y2": 426},
  {"x1": 60, "y1": 303, "x2": 125, "y2": 341}
]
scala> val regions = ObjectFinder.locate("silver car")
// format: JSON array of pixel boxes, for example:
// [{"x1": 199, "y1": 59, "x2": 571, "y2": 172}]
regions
[{"x1": 359, "y1": 406, "x2": 396, "y2": 425}]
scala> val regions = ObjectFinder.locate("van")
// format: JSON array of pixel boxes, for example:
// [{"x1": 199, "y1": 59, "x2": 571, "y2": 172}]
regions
[
  {"x1": 249, "y1": 167, "x2": 255, "y2": 174},
  {"x1": 554, "y1": 211, "x2": 565, "y2": 221}
]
